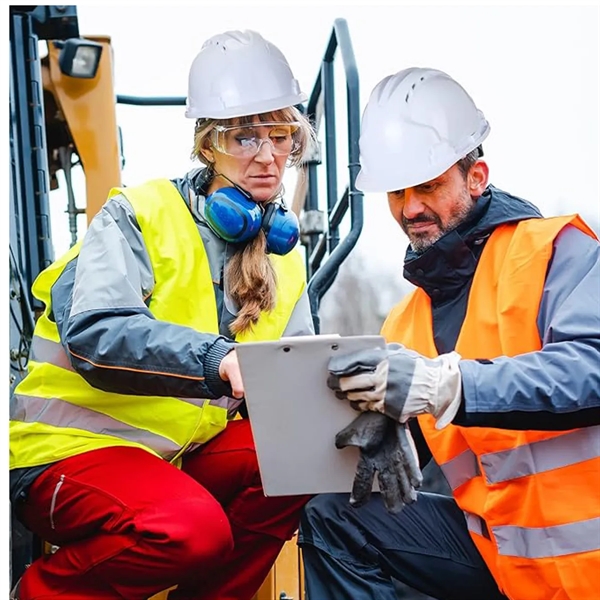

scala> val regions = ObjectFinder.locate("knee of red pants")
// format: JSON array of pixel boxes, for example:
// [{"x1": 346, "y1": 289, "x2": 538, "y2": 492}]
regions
[
  {"x1": 25, "y1": 496, "x2": 236, "y2": 588},
  {"x1": 19, "y1": 461, "x2": 235, "y2": 581},
  {"x1": 134, "y1": 495, "x2": 235, "y2": 577},
  {"x1": 18, "y1": 492, "x2": 235, "y2": 599}
]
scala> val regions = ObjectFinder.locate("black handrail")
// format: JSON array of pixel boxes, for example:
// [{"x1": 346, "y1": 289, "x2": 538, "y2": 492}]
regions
[
  {"x1": 10, "y1": 7, "x2": 59, "y2": 312},
  {"x1": 304, "y1": 18, "x2": 363, "y2": 333},
  {"x1": 117, "y1": 95, "x2": 185, "y2": 106}
]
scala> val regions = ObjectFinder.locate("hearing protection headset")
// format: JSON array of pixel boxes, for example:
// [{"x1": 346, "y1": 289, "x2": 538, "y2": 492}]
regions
[{"x1": 204, "y1": 185, "x2": 299, "y2": 256}]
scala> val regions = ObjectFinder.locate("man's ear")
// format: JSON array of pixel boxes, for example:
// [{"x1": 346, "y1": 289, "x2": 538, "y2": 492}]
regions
[{"x1": 469, "y1": 160, "x2": 489, "y2": 197}]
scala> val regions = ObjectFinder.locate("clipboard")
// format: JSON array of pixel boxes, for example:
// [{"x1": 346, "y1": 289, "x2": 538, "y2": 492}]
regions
[{"x1": 236, "y1": 334, "x2": 386, "y2": 496}]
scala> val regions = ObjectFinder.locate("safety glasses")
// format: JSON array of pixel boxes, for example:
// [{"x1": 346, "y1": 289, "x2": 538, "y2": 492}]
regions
[{"x1": 211, "y1": 121, "x2": 301, "y2": 158}]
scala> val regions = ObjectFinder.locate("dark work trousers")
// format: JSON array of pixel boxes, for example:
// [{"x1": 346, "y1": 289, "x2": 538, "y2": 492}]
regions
[
  {"x1": 16, "y1": 419, "x2": 311, "y2": 600},
  {"x1": 298, "y1": 492, "x2": 508, "y2": 600}
]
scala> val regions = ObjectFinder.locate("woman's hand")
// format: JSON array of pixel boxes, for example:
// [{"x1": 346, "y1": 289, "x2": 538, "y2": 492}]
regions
[{"x1": 218, "y1": 349, "x2": 245, "y2": 399}]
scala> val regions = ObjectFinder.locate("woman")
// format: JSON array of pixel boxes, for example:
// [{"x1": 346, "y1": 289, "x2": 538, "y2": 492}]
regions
[{"x1": 10, "y1": 30, "x2": 316, "y2": 600}]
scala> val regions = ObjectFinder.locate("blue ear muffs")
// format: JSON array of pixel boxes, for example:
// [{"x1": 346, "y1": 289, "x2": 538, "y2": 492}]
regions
[
  {"x1": 204, "y1": 187, "x2": 263, "y2": 243},
  {"x1": 204, "y1": 186, "x2": 299, "y2": 255},
  {"x1": 262, "y1": 202, "x2": 300, "y2": 255}
]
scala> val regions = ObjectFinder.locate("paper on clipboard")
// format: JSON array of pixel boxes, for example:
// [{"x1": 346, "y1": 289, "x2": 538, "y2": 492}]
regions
[{"x1": 236, "y1": 334, "x2": 386, "y2": 496}]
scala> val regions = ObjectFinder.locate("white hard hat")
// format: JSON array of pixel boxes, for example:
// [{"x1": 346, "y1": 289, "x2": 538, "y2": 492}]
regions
[
  {"x1": 186, "y1": 30, "x2": 307, "y2": 120},
  {"x1": 356, "y1": 67, "x2": 490, "y2": 193}
]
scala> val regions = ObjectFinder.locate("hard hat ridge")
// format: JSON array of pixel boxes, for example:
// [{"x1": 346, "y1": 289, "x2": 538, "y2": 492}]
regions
[
  {"x1": 373, "y1": 68, "x2": 430, "y2": 105},
  {"x1": 186, "y1": 29, "x2": 307, "y2": 120},
  {"x1": 356, "y1": 67, "x2": 490, "y2": 193}
]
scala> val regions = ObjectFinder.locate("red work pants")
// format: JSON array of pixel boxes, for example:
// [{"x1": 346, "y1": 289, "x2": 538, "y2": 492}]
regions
[{"x1": 17, "y1": 419, "x2": 310, "y2": 600}]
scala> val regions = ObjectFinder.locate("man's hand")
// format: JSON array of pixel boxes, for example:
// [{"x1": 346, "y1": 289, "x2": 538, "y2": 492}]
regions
[
  {"x1": 335, "y1": 411, "x2": 422, "y2": 513},
  {"x1": 328, "y1": 344, "x2": 462, "y2": 430},
  {"x1": 218, "y1": 349, "x2": 245, "y2": 399}
]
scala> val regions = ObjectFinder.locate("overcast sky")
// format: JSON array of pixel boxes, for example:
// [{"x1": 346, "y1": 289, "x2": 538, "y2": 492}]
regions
[{"x1": 53, "y1": 4, "x2": 600, "y2": 271}]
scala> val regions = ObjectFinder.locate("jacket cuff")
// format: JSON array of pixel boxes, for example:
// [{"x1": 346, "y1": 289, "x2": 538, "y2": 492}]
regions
[{"x1": 204, "y1": 337, "x2": 236, "y2": 398}]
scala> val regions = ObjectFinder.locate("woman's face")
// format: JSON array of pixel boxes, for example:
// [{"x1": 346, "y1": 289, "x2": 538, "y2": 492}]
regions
[{"x1": 204, "y1": 117, "x2": 297, "y2": 203}]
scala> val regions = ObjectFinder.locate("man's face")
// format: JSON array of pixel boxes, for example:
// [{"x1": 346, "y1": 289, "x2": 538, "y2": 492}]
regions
[{"x1": 387, "y1": 162, "x2": 488, "y2": 253}]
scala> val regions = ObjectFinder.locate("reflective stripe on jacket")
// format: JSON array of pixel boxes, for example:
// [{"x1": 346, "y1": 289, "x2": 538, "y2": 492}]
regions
[
  {"x1": 381, "y1": 215, "x2": 600, "y2": 600},
  {"x1": 10, "y1": 178, "x2": 306, "y2": 469}
]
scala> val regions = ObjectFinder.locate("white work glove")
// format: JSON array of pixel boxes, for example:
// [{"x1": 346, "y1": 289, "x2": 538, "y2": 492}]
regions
[{"x1": 327, "y1": 344, "x2": 462, "y2": 430}]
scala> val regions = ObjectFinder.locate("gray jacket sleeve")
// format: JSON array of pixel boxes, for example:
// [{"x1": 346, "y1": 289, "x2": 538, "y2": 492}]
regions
[
  {"x1": 52, "y1": 195, "x2": 235, "y2": 399},
  {"x1": 282, "y1": 288, "x2": 315, "y2": 337},
  {"x1": 457, "y1": 225, "x2": 600, "y2": 430}
]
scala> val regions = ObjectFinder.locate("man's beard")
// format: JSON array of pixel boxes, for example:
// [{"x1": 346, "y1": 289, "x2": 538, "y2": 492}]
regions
[{"x1": 402, "y1": 189, "x2": 475, "y2": 254}]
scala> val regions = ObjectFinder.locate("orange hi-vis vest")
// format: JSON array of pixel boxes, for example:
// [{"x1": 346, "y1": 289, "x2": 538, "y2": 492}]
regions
[{"x1": 381, "y1": 215, "x2": 600, "y2": 600}]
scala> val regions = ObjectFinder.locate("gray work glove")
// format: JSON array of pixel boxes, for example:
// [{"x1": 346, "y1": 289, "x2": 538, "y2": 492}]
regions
[
  {"x1": 335, "y1": 411, "x2": 422, "y2": 513},
  {"x1": 328, "y1": 344, "x2": 463, "y2": 430}
]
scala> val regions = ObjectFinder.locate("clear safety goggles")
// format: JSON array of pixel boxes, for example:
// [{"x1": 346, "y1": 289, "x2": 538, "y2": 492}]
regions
[{"x1": 211, "y1": 121, "x2": 301, "y2": 158}]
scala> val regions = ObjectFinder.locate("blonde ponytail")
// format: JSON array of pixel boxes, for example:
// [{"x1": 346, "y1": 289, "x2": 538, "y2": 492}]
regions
[{"x1": 226, "y1": 231, "x2": 277, "y2": 335}]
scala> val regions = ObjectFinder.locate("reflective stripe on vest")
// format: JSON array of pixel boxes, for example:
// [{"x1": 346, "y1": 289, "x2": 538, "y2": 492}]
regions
[
  {"x1": 464, "y1": 511, "x2": 488, "y2": 538},
  {"x1": 28, "y1": 336, "x2": 230, "y2": 411},
  {"x1": 11, "y1": 179, "x2": 305, "y2": 469},
  {"x1": 464, "y1": 512, "x2": 600, "y2": 558},
  {"x1": 381, "y1": 214, "x2": 600, "y2": 599},
  {"x1": 492, "y1": 517, "x2": 600, "y2": 559},
  {"x1": 12, "y1": 392, "x2": 182, "y2": 461},
  {"x1": 441, "y1": 426, "x2": 600, "y2": 488},
  {"x1": 480, "y1": 426, "x2": 600, "y2": 484},
  {"x1": 439, "y1": 447, "x2": 480, "y2": 491},
  {"x1": 30, "y1": 336, "x2": 75, "y2": 372}
]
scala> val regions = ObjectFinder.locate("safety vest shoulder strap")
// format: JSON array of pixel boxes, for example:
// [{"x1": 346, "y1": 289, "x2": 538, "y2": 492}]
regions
[
  {"x1": 111, "y1": 179, "x2": 219, "y2": 333},
  {"x1": 457, "y1": 214, "x2": 594, "y2": 357}
]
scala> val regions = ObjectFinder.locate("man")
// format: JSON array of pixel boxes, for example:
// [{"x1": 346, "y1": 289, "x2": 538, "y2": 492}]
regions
[{"x1": 298, "y1": 67, "x2": 600, "y2": 600}]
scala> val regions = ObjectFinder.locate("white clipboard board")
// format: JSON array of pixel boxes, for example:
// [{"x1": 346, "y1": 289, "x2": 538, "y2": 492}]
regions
[{"x1": 236, "y1": 334, "x2": 386, "y2": 496}]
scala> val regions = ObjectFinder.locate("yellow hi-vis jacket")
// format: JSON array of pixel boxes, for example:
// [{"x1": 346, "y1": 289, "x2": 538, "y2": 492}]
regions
[
  {"x1": 10, "y1": 179, "x2": 306, "y2": 469},
  {"x1": 382, "y1": 215, "x2": 600, "y2": 600}
]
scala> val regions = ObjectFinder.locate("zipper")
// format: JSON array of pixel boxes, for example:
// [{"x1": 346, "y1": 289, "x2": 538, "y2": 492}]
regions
[
  {"x1": 49, "y1": 474, "x2": 65, "y2": 530},
  {"x1": 169, "y1": 406, "x2": 205, "y2": 466}
]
